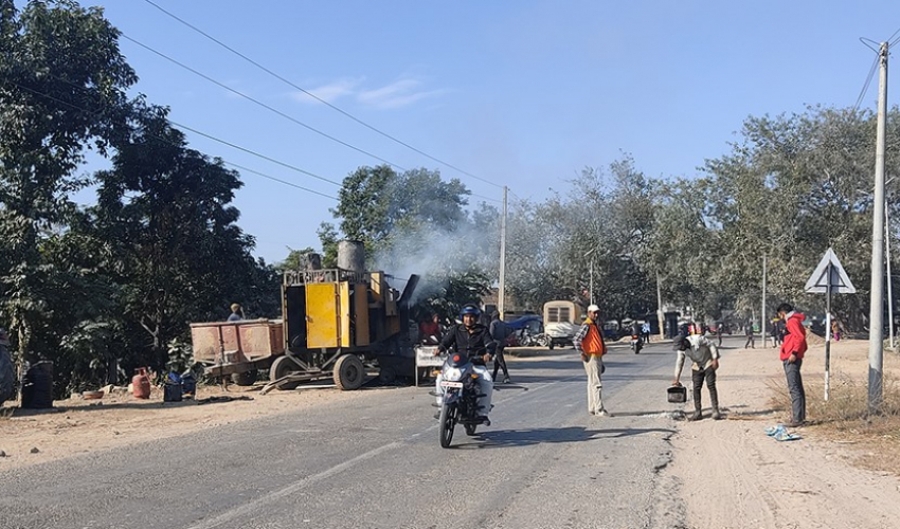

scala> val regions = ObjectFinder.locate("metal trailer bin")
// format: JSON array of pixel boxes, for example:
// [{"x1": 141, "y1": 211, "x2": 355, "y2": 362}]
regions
[{"x1": 190, "y1": 319, "x2": 285, "y2": 385}]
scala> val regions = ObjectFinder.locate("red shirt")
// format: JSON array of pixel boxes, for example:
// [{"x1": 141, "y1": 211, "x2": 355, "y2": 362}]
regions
[{"x1": 780, "y1": 312, "x2": 808, "y2": 361}]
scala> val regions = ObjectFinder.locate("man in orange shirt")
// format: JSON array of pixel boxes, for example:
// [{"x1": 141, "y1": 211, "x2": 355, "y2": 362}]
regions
[{"x1": 573, "y1": 304, "x2": 608, "y2": 416}]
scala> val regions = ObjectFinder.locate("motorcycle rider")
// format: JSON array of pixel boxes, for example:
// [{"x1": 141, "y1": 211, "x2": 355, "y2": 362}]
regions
[{"x1": 434, "y1": 304, "x2": 497, "y2": 422}]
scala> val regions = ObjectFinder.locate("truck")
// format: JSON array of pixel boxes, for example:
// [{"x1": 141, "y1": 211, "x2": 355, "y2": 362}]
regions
[
  {"x1": 191, "y1": 260, "x2": 420, "y2": 391},
  {"x1": 542, "y1": 300, "x2": 582, "y2": 349}
]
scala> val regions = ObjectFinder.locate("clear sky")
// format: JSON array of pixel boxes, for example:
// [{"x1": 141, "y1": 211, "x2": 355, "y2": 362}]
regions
[{"x1": 72, "y1": 1, "x2": 900, "y2": 263}]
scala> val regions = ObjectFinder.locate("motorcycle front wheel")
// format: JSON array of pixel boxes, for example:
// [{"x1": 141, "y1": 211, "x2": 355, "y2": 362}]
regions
[{"x1": 439, "y1": 403, "x2": 456, "y2": 448}]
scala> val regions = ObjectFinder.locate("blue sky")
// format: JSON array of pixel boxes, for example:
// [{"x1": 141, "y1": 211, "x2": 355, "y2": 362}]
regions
[{"x1": 75, "y1": 0, "x2": 900, "y2": 263}]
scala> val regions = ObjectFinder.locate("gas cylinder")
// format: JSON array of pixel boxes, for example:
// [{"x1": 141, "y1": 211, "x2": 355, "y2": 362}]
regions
[{"x1": 132, "y1": 367, "x2": 151, "y2": 399}]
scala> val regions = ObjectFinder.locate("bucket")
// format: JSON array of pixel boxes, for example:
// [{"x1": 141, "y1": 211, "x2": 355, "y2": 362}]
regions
[
  {"x1": 667, "y1": 385, "x2": 687, "y2": 404},
  {"x1": 181, "y1": 373, "x2": 196, "y2": 398},
  {"x1": 163, "y1": 382, "x2": 183, "y2": 402},
  {"x1": 21, "y1": 361, "x2": 54, "y2": 409}
]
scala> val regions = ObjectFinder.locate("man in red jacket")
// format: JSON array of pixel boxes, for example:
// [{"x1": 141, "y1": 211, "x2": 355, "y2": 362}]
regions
[{"x1": 777, "y1": 303, "x2": 808, "y2": 426}]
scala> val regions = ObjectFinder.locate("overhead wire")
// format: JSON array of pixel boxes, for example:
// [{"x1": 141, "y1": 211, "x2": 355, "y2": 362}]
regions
[
  {"x1": 120, "y1": 34, "x2": 408, "y2": 173},
  {"x1": 7, "y1": 80, "x2": 338, "y2": 201},
  {"x1": 853, "y1": 50, "x2": 880, "y2": 111},
  {"x1": 38, "y1": 70, "x2": 344, "y2": 189},
  {"x1": 139, "y1": 0, "x2": 504, "y2": 190}
]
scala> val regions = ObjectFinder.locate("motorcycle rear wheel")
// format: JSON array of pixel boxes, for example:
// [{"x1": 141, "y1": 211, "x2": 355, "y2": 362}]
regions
[{"x1": 439, "y1": 403, "x2": 456, "y2": 448}]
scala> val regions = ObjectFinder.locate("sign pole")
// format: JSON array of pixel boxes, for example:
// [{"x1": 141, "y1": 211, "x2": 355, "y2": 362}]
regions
[{"x1": 825, "y1": 262, "x2": 832, "y2": 401}]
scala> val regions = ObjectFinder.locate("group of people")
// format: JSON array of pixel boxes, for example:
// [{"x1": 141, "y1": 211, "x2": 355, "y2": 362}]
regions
[{"x1": 572, "y1": 302, "x2": 808, "y2": 427}]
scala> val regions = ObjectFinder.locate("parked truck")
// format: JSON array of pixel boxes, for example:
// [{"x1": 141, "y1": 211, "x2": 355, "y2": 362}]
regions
[{"x1": 191, "y1": 243, "x2": 420, "y2": 391}]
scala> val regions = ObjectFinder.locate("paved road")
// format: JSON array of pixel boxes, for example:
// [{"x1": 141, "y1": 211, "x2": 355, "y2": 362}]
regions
[{"x1": 0, "y1": 336, "x2": 744, "y2": 529}]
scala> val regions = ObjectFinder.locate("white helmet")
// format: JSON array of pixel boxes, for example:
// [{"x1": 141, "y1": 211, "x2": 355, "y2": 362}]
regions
[{"x1": 587, "y1": 304, "x2": 600, "y2": 313}]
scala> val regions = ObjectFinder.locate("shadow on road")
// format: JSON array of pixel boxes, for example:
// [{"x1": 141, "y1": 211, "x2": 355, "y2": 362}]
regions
[{"x1": 456, "y1": 425, "x2": 675, "y2": 448}]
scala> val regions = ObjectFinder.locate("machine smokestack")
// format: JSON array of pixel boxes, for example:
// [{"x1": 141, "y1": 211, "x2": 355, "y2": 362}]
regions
[{"x1": 337, "y1": 240, "x2": 365, "y2": 273}]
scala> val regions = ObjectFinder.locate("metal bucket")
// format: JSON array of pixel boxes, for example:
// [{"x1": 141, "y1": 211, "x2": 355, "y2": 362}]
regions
[{"x1": 667, "y1": 385, "x2": 687, "y2": 403}]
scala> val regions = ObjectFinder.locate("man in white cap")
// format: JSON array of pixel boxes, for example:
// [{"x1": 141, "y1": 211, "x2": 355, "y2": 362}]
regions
[{"x1": 573, "y1": 304, "x2": 608, "y2": 416}]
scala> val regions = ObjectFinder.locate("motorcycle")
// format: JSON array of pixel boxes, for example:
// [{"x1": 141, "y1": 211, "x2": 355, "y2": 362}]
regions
[
  {"x1": 631, "y1": 333, "x2": 643, "y2": 354},
  {"x1": 516, "y1": 328, "x2": 551, "y2": 348},
  {"x1": 436, "y1": 351, "x2": 491, "y2": 448}
]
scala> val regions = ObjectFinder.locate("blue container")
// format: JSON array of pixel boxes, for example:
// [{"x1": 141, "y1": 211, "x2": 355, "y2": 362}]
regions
[{"x1": 181, "y1": 373, "x2": 196, "y2": 398}]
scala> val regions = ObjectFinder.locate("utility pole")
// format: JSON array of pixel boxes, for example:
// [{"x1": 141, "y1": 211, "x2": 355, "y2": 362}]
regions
[
  {"x1": 498, "y1": 186, "x2": 508, "y2": 317},
  {"x1": 589, "y1": 260, "x2": 594, "y2": 305},
  {"x1": 762, "y1": 254, "x2": 767, "y2": 348},
  {"x1": 887, "y1": 198, "x2": 895, "y2": 350},
  {"x1": 868, "y1": 41, "x2": 889, "y2": 414},
  {"x1": 657, "y1": 271, "x2": 665, "y2": 340}
]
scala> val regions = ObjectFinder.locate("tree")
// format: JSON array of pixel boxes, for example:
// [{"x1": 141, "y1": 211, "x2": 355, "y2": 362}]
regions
[
  {"x1": 89, "y1": 103, "x2": 272, "y2": 372},
  {"x1": 0, "y1": 0, "x2": 136, "y2": 370}
]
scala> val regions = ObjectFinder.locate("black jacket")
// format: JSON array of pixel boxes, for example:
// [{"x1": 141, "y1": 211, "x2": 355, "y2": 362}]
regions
[{"x1": 439, "y1": 323, "x2": 497, "y2": 365}]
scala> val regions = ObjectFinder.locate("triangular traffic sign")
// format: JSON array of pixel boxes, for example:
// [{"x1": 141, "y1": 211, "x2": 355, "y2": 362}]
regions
[{"x1": 805, "y1": 248, "x2": 856, "y2": 294}]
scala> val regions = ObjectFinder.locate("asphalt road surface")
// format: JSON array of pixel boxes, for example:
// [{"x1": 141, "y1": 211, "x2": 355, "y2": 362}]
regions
[{"x1": 1, "y1": 336, "x2": 745, "y2": 529}]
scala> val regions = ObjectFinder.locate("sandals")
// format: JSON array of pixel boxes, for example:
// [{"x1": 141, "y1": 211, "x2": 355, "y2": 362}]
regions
[{"x1": 765, "y1": 424, "x2": 802, "y2": 441}]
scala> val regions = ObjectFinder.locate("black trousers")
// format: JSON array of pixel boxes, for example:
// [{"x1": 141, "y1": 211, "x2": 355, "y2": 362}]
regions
[
  {"x1": 492, "y1": 346, "x2": 509, "y2": 380},
  {"x1": 692, "y1": 367, "x2": 717, "y2": 410}
]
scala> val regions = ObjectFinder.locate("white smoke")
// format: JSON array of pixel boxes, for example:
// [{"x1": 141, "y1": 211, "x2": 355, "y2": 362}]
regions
[{"x1": 371, "y1": 207, "x2": 500, "y2": 307}]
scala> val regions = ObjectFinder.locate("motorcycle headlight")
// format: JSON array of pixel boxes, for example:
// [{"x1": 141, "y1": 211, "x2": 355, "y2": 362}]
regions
[{"x1": 444, "y1": 367, "x2": 462, "y2": 380}]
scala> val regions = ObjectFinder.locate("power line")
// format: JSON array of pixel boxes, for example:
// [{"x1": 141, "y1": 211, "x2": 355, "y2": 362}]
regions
[
  {"x1": 139, "y1": 0, "x2": 504, "y2": 190},
  {"x1": 854, "y1": 49, "x2": 881, "y2": 111},
  {"x1": 120, "y1": 34, "x2": 408, "y2": 173},
  {"x1": 166, "y1": 120, "x2": 342, "y2": 187},
  {"x1": 7, "y1": 80, "x2": 338, "y2": 200},
  {"x1": 38, "y1": 70, "x2": 344, "y2": 189}
]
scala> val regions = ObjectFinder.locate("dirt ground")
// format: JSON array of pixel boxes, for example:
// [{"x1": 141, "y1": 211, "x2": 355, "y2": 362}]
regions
[
  {"x1": 4, "y1": 339, "x2": 900, "y2": 528},
  {"x1": 671, "y1": 337, "x2": 900, "y2": 529}
]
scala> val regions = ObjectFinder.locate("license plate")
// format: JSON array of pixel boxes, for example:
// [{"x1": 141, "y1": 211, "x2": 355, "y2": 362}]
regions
[{"x1": 440, "y1": 381, "x2": 463, "y2": 388}]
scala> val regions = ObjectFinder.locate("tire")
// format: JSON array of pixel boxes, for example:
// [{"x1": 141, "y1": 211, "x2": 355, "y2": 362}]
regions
[
  {"x1": 464, "y1": 423, "x2": 478, "y2": 436},
  {"x1": 439, "y1": 403, "x2": 456, "y2": 448},
  {"x1": 537, "y1": 334, "x2": 551, "y2": 348},
  {"x1": 334, "y1": 354, "x2": 365, "y2": 390},
  {"x1": 269, "y1": 356, "x2": 300, "y2": 390},
  {"x1": 230, "y1": 370, "x2": 257, "y2": 386},
  {"x1": 549, "y1": 342, "x2": 555, "y2": 350}
]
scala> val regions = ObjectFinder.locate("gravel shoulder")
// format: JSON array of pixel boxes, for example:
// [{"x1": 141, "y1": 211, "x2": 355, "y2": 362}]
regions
[{"x1": 667, "y1": 338, "x2": 900, "y2": 529}]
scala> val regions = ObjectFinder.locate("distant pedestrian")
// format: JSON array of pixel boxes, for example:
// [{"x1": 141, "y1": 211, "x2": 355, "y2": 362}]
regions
[
  {"x1": 672, "y1": 332, "x2": 722, "y2": 421},
  {"x1": 641, "y1": 321, "x2": 651, "y2": 343},
  {"x1": 227, "y1": 303, "x2": 243, "y2": 322},
  {"x1": 573, "y1": 304, "x2": 608, "y2": 416},
  {"x1": 419, "y1": 313, "x2": 442, "y2": 345},
  {"x1": 744, "y1": 324, "x2": 755, "y2": 349},
  {"x1": 489, "y1": 312, "x2": 511, "y2": 384},
  {"x1": 770, "y1": 319, "x2": 781, "y2": 347},
  {"x1": 777, "y1": 302, "x2": 807, "y2": 427}
]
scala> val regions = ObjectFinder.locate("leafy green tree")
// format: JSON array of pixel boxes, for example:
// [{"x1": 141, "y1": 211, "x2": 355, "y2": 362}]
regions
[
  {"x1": 89, "y1": 103, "x2": 273, "y2": 371},
  {"x1": 0, "y1": 0, "x2": 136, "y2": 370}
]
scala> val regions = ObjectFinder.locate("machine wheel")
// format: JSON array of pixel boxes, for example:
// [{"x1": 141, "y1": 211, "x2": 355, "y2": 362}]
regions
[
  {"x1": 230, "y1": 370, "x2": 257, "y2": 386},
  {"x1": 549, "y1": 342, "x2": 555, "y2": 350},
  {"x1": 439, "y1": 403, "x2": 456, "y2": 448},
  {"x1": 334, "y1": 354, "x2": 365, "y2": 390},
  {"x1": 536, "y1": 334, "x2": 551, "y2": 348},
  {"x1": 464, "y1": 423, "x2": 478, "y2": 436},
  {"x1": 269, "y1": 356, "x2": 300, "y2": 390}
]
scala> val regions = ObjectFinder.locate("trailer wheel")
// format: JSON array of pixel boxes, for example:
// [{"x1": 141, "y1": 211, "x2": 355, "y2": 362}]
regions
[
  {"x1": 334, "y1": 354, "x2": 365, "y2": 390},
  {"x1": 270, "y1": 356, "x2": 300, "y2": 390},
  {"x1": 231, "y1": 370, "x2": 257, "y2": 386}
]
